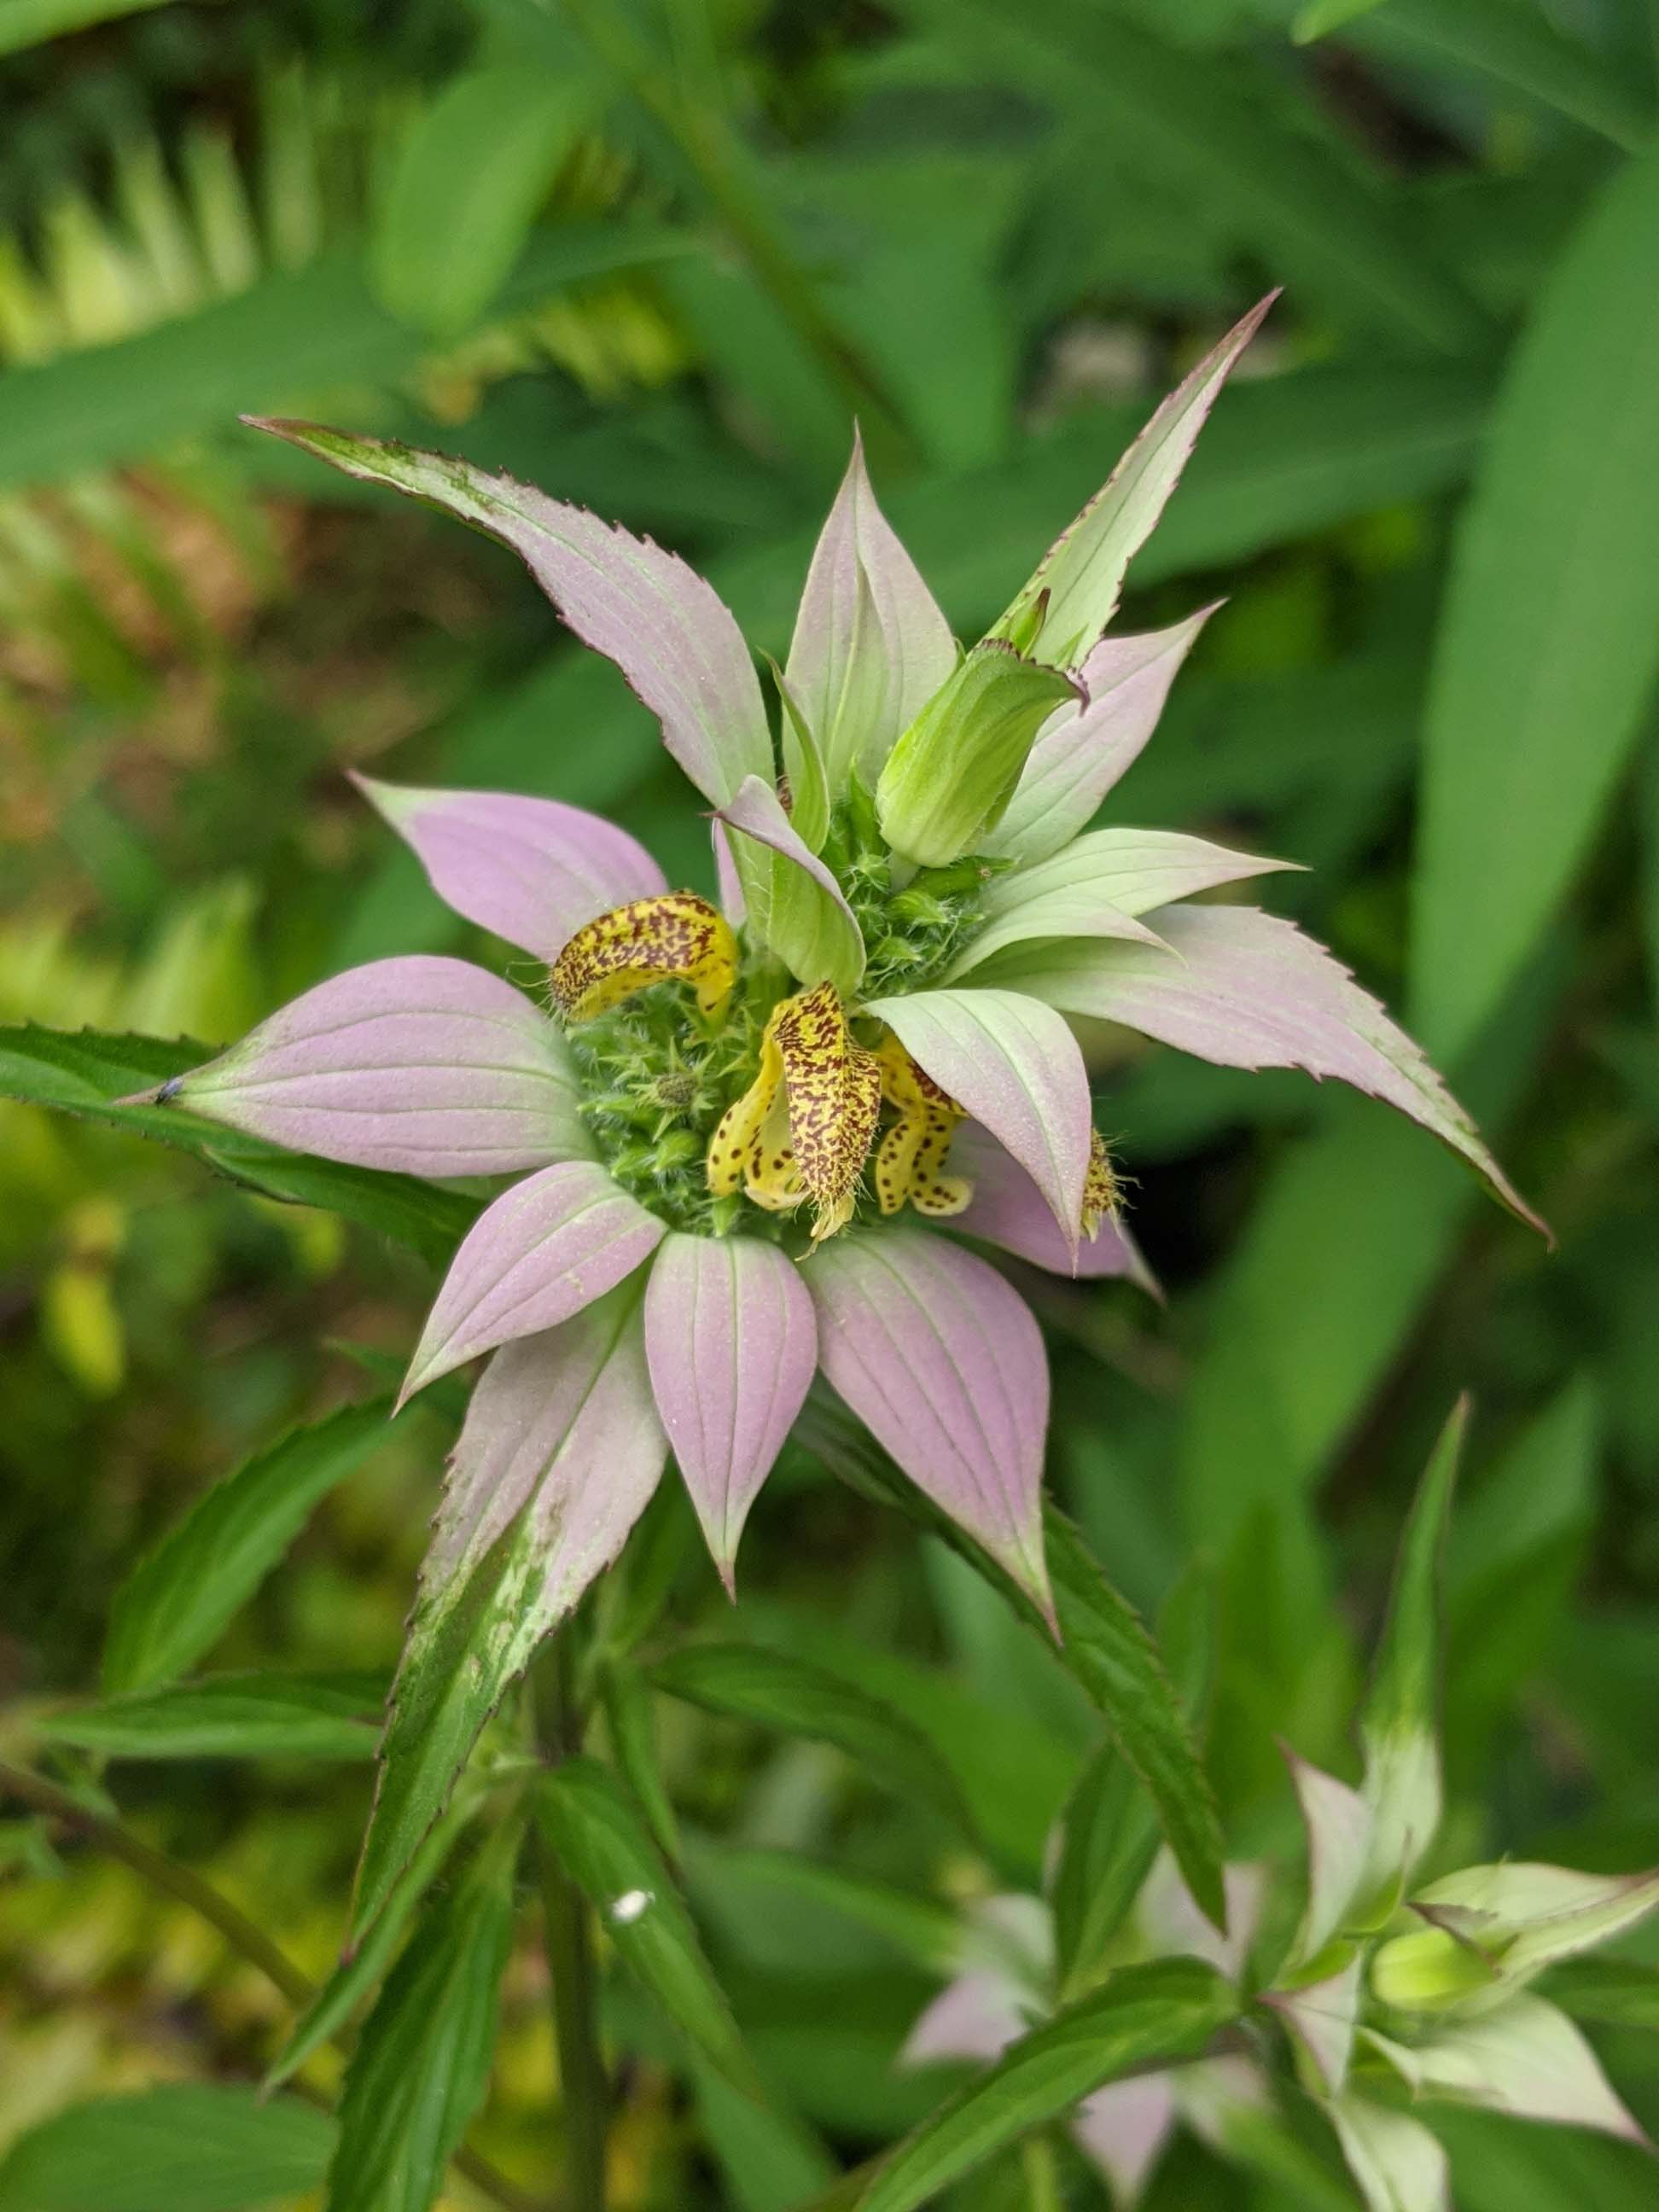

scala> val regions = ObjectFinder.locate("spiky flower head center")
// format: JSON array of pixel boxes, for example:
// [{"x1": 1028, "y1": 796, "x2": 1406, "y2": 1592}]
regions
[
  {"x1": 548, "y1": 864, "x2": 1124, "y2": 1252},
  {"x1": 549, "y1": 890, "x2": 960, "y2": 1246}
]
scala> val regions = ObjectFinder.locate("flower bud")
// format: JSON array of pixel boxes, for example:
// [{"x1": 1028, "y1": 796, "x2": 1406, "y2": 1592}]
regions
[
  {"x1": 876, "y1": 641, "x2": 1080, "y2": 867},
  {"x1": 1370, "y1": 1924, "x2": 1499, "y2": 2013}
]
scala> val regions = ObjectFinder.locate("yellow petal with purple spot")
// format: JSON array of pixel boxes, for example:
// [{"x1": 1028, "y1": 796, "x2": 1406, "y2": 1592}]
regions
[
  {"x1": 874, "y1": 1033, "x2": 969, "y2": 1220},
  {"x1": 771, "y1": 982, "x2": 881, "y2": 1243},
  {"x1": 550, "y1": 892, "x2": 736, "y2": 1022}
]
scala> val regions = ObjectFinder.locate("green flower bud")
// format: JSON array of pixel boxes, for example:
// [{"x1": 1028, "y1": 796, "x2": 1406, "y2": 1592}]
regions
[
  {"x1": 1370, "y1": 1924, "x2": 1499, "y2": 2013},
  {"x1": 875, "y1": 641, "x2": 1079, "y2": 868}
]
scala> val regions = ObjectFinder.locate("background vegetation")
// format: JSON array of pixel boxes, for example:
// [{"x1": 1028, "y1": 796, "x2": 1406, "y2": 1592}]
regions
[{"x1": 3, "y1": 0, "x2": 1658, "y2": 2206}]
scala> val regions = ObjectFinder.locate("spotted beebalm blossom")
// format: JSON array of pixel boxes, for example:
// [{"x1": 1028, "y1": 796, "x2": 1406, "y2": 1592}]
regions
[
  {"x1": 1268, "y1": 1718, "x2": 1659, "y2": 2209},
  {"x1": 900, "y1": 1791, "x2": 1657, "y2": 2211},
  {"x1": 902, "y1": 1869, "x2": 1269, "y2": 2205},
  {"x1": 132, "y1": 295, "x2": 1541, "y2": 1631}
]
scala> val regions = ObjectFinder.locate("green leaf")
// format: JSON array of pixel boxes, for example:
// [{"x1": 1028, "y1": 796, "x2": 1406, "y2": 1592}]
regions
[
  {"x1": 373, "y1": 68, "x2": 595, "y2": 336},
  {"x1": 533, "y1": 1757, "x2": 760, "y2": 2095},
  {"x1": 853, "y1": 1959, "x2": 1236, "y2": 2212},
  {"x1": 1539, "y1": 1956, "x2": 1659, "y2": 2031},
  {"x1": 0, "y1": 2086, "x2": 334, "y2": 2212},
  {"x1": 0, "y1": 0, "x2": 176, "y2": 55},
  {"x1": 1052, "y1": 1557, "x2": 1218, "y2": 1994},
  {"x1": 1294, "y1": 0, "x2": 1387, "y2": 38},
  {"x1": 1412, "y1": 139, "x2": 1659, "y2": 1057},
  {"x1": 649, "y1": 1642, "x2": 970, "y2": 1832},
  {"x1": 797, "y1": 1394, "x2": 1226, "y2": 1932},
  {"x1": 0, "y1": 226, "x2": 690, "y2": 493},
  {"x1": 1350, "y1": 0, "x2": 1653, "y2": 153},
  {"x1": 693, "y1": 2062, "x2": 837, "y2": 2212},
  {"x1": 1173, "y1": 941, "x2": 1560, "y2": 1592},
  {"x1": 1049, "y1": 1742, "x2": 1161, "y2": 2000},
  {"x1": 0, "y1": 1024, "x2": 477, "y2": 1266},
  {"x1": 38, "y1": 1671, "x2": 383, "y2": 1761},
  {"x1": 1363, "y1": 1397, "x2": 1467, "y2": 1758},
  {"x1": 692, "y1": 1848, "x2": 963, "y2": 1975},
  {"x1": 1354, "y1": 1399, "x2": 1467, "y2": 1898},
  {"x1": 913, "y1": 0, "x2": 1488, "y2": 353},
  {"x1": 1448, "y1": 1377, "x2": 1597, "y2": 1750},
  {"x1": 266, "y1": 1796, "x2": 479, "y2": 2092},
  {"x1": 104, "y1": 1397, "x2": 403, "y2": 1696},
  {"x1": 352, "y1": 1285, "x2": 660, "y2": 1938},
  {"x1": 601, "y1": 1657, "x2": 682, "y2": 1860},
  {"x1": 327, "y1": 1823, "x2": 517, "y2": 2212}
]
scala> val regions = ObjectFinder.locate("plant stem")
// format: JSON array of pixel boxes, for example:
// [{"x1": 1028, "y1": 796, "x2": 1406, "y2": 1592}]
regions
[
  {"x1": 556, "y1": 0, "x2": 913, "y2": 470},
  {"x1": 533, "y1": 1635, "x2": 608, "y2": 2212},
  {"x1": 1022, "y1": 2132, "x2": 1065, "y2": 2212},
  {"x1": 0, "y1": 1757, "x2": 546, "y2": 2212}
]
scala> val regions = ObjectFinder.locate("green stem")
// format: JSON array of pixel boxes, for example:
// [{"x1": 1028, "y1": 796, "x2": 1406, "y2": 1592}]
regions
[
  {"x1": 1022, "y1": 2132, "x2": 1065, "y2": 2212},
  {"x1": 557, "y1": 0, "x2": 913, "y2": 469},
  {"x1": 0, "y1": 1757, "x2": 545, "y2": 2212},
  {"x1": 534, "y1": 1636, "x2": 608, "y2": 2212}
]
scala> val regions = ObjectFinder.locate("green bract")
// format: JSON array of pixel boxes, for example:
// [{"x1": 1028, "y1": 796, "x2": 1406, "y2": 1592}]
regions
[{"x1": 875, "y1": 642, "x2": 1080, "y2": 866}]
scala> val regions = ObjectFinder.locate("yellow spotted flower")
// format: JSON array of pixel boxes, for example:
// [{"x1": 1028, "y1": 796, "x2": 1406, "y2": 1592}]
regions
[{"x1": 143, "y1": 333, "x2": 1541, "y2": 1633}]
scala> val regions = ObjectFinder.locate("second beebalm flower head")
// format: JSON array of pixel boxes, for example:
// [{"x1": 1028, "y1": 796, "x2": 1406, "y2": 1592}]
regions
[{"x1": 135, "y1": 294, "x2": 1545, "y2": 1626}]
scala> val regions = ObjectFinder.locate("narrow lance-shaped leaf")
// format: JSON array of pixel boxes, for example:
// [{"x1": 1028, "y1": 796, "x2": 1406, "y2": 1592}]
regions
[
  {"x1": 1358, "y1": 1397, "x2": 1466, "y2": 1902},
  {"x1": 1345, "y1": 0, "x2": 1653, "y2": 154},
  {"x1": 534, "y1": 1756, "x2": 761, "y2": 2095},
  {"x1": 371, "y1": 67, "x2": 595, "y2": 335},
  {"x1": 1051, "y1": 1569, "x2": 1215, "y2": 1994},
  {"x1": 0, "y1": 2086, "x2": 335, "y2": 2212},
  {"x1": 38, "y1": 1671, "x2": 383, "y2": 1762},
  {"x1": 1051, "y1": 1740, "x2": 1162, "y2": 2000},
  {"x1": 1412, "y1": 138, "x2": 1659, "y2": 1059},
  {"x1": 265, "y1": 1793, "x2": 480, "y2": 2093},
  {"x1": 700, "y1": 1849, "x2": 963, "y2": 1976},
  {"x1": 853, "y1": 1959, "x2": 1237, "y2": 2212},
  {"x1": 649, "y1": 1643, "x2": 970, "y2": 1831},
  {"x1": 327, "y1": 1821, "x2": 519, "y2": 2212},
  {"x1": 795, "y1": 1392, "x2": 1228, "y2": 1932},
  {"x1": 104, "y1": 1397, "x2": 402, "y2": 1696},
  {"x1": 601, "y1": 1656, "x2": 682, "y2": 1862},
  {"x1": 354, "y1": 1287, "x2": 666, "y2": 1936}
]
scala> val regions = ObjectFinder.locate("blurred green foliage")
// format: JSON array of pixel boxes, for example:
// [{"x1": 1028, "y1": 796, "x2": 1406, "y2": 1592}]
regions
[{"x1": 3, "y1": 0, "x2": 1659, "y2": 2206}]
